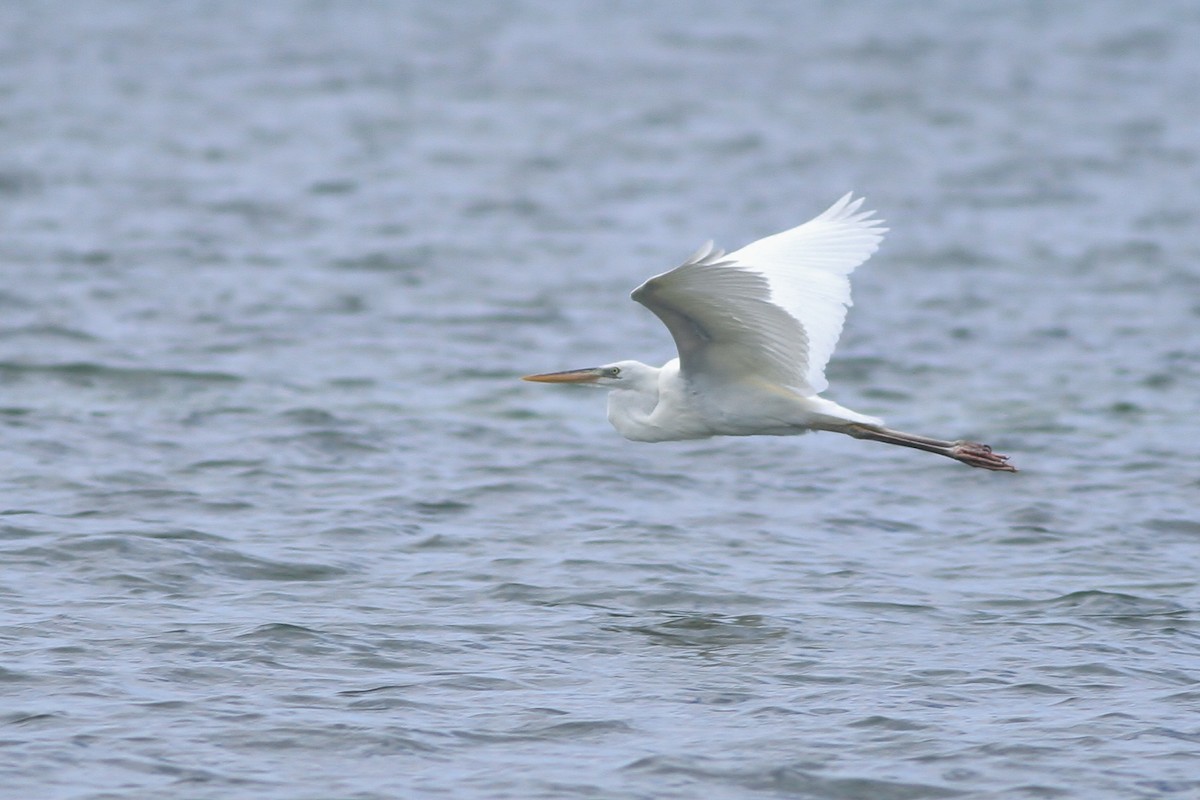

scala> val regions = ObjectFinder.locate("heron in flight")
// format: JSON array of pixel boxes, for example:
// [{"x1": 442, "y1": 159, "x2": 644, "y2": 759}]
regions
[{"x1": 524, "y1": 194, "x2": 1016, "y2": 471}]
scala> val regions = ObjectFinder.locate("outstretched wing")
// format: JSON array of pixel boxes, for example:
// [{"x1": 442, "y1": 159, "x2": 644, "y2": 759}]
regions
[{"x1": 631, "y1": 193, "x2": 886, "y2": 394}]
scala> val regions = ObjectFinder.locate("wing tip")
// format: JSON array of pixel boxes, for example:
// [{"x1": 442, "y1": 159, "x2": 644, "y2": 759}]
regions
[
  {"x1": 821, "y1": 191, "x2": 887, "y2": 234},
  {"x1": 686, "y1": 240, "x2": 715, "y2": 264},
  {"x1": 683, "y1": 239, "x2": 728, "y2": 266},
  {"x1": 630, "y1": 276, "x2": 654, "y2": 302}
]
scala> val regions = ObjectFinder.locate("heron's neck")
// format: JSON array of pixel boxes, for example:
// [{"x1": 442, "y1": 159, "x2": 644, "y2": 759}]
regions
[{"x1": 605, "y1": 376, "x2": 662, "y2": 442}]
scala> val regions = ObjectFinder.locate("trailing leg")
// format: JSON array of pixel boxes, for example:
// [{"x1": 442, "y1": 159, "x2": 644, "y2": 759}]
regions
[{"x1": 839, "y1": 423, "x2": 1017, "y2": 472}]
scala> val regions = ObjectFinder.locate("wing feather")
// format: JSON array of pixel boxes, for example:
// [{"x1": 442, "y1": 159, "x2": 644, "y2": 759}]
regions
[{"x1": 631, "y1": 193, "x2": 886, "y2": 394}]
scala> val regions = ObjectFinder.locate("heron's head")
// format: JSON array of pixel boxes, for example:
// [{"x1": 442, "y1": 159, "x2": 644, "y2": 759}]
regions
[{"x1": 522, "y1": 360, "x2": 655, "y2": 390}]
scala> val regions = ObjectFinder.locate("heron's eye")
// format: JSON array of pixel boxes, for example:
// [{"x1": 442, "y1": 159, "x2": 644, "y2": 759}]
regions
[{"x1": 607, "y1": 367, "x2": 621, "y2": 378}]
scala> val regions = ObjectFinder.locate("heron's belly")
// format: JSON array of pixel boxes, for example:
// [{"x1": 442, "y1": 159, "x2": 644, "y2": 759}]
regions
[
  {"x1": 607, "y1": 379, "x2": 876, "y2": 443},
  {"x1": 609, "y1": 404, "x2": 714, "y2": 442},
  {"x1": 626, "y1": 386, "x2": 805, "y2": 440},
  {"x1": 695, "y1": 384, "x2": 876, "y2": 437}
]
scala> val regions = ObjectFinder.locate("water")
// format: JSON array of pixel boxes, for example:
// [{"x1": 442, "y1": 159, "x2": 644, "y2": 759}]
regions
[{"x1": 2, "y1": 2, "x2": 1200, "y2": 798}]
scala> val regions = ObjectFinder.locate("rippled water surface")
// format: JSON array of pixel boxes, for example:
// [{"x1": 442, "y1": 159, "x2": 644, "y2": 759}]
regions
[{"x1": 3, "y1": 2, "x2": 1200, "y2": 798}]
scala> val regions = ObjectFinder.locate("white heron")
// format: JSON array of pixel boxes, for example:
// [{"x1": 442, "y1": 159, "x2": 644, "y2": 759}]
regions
[{"x1": 524, "y1": 194, "x2": 1016, "y2": 472}]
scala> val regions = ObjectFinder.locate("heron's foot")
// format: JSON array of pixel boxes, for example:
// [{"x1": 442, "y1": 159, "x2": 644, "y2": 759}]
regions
[{"x1": 950, "y1": 441, "x2": 1017, "y2": 472}]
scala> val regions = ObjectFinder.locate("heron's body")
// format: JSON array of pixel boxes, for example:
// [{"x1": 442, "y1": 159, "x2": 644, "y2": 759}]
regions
[
  {"x1": 525, "y1": 194, "x2": 1015, "y2": 471},
  {"x1": 603, "y1": 358, "x2": 880, "y2": 443}
]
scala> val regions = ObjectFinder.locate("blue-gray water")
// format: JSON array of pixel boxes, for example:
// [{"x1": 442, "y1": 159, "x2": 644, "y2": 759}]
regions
[{"x1": 3, "y1": 2, "x2": 1200, "y2": 798}]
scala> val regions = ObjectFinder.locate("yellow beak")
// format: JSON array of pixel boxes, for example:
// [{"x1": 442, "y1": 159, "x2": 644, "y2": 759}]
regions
[{"x1": 522, "y1": 368, "x2": 604, "y2": 383}]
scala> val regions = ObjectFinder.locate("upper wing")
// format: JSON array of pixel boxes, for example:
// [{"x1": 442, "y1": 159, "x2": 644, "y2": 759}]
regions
[{"x1": 631, "y1": 193, "x2": 886, "y2": 394}]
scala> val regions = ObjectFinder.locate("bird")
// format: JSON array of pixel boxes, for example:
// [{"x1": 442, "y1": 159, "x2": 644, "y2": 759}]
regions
[{"x1": 523, "y1": 194, "x2": 1016, "y2": 472}]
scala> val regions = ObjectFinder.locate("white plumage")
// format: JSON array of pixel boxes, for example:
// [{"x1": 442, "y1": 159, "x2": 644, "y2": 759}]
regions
[
  {"x1": 633, "y1": 192, "x2": 884, "y2": 395},
  {"x1": 524, "y1": 195, "x2": 1015, "y2": 471}
]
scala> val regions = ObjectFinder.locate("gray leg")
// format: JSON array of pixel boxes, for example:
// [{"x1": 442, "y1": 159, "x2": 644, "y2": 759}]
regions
[{"x1": 840, "y1": 424, "x2": 1017, "y2": 472}]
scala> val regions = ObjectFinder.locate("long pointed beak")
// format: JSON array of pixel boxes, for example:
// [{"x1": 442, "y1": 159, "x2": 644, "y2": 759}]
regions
[{"x1": 522, "y1": 367, "x2": 604, "y2": 383}]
